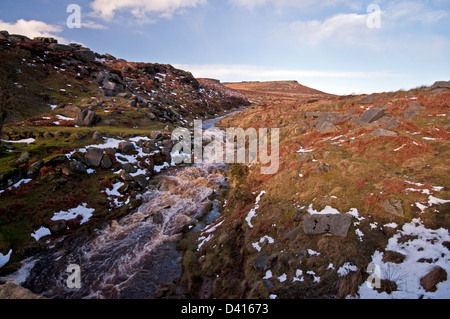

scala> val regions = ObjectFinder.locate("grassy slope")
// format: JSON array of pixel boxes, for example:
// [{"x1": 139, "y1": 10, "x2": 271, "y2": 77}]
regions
[{"x1": 181, "y1": 86, "x2": 450, "y2": 299}]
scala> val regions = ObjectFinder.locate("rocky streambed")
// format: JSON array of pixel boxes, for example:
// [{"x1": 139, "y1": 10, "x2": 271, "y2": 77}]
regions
[{"x1": 1, "y1": 115, "x2": 236, "y2": 299}]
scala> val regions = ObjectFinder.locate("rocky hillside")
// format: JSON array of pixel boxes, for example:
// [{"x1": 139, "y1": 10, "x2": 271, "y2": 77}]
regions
[
  {"x1": 0, "y1": 32, "x2": 248, "y2": 275},
  {"x1": 180, "y1": 81, "x2": 450, "y2": 299}
]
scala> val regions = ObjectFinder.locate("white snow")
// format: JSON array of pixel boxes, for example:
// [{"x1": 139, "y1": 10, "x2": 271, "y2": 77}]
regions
[
  {"x1": 293, "y1": 269, "x2": 305, "y2": 282},
  {"x1": 1, "y1": 138, "x2": 35, "y2": 144},
  {"x1": 154, "y1": 162, "x2": 170, "y2": 173},
  {"x1": 1, "y1": 178, "x2": 32, "y2": 195},
  {"x1": 384, "y1": 223, "x2": 398, "y2": 229},
  {"x1": 296, "y1": 146, "x2": 314, "y2": 153},
  {"x1": 306, "y1": 270, "x2": 321, "y2": 283},
  {"x1": 337, "y1": 263, "x2": 358, "y2": 277},
  {"x1": 308, "y1": 249, "x2": 321, "y2": 256},
  {"x1": 263, "y1": 270, "x2": 273, "y2": 279},
  {"x1": 278, "y1": 273, "x2": 287, "y2": 282},
  {"x1": 269, "y1": 294, "x2": 277, "y2": 299},
  {"x1": 0, "y1": 250, "x2": 12, "y2": 269},
  {"x1": 252, "y1": 235, "x2": 274, "y2": 251},
  {"x1": 245, "y1": 190, "x2": 266, "y2": 228},
  {"x1": 358, "y1": 218, "x2": 450, "y2": 299},
  {"x1": 31, "y1": 226, "x2": 51, "y2": 241},
  {"x1": 51, "y1": 203, "x2": 95, "y2": 225}
]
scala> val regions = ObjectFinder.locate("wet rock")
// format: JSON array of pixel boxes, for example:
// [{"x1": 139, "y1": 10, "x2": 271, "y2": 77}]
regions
[
  {"x1": 382, "y1": 198, "x2": 404, "y2": 216},
  {"x1": 359, "y1": 108, "x2": 386, "y2": 124},
  {"x1": 420, "y1": 266, "x2": 447, "y2": 292},
  {"x1": 153, "y1": 211, "x2": 164, "y2": 224},
  {"x1": 302, "y1": 214, "x2": 353, "y2": 237},
  {"x1": 84, "y1": 148, "x2": 104, "y2": 168}
]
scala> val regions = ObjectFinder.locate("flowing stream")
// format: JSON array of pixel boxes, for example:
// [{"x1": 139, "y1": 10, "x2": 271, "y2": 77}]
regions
[{"x1": 4, "y1": 112, "x2": 238, "y2": 299}]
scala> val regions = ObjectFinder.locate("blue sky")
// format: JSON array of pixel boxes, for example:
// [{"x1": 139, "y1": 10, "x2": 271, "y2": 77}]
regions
[{"x1": 1, "y1": 0, "x2": 449, "y2": 94}]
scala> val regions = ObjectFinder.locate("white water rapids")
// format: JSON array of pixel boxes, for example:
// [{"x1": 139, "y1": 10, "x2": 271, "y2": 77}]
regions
[{"x1": 3, "y1": 114, "x2": 235, "y2": 298}]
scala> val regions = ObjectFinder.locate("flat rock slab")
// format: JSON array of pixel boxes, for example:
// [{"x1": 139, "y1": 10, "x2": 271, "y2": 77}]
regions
[
  {"x1": 302, "y1": 214, "x2": 353, "y2": 237},
  {"x1": 359, "y1": 108, "x2": 386, "y2": 124}
]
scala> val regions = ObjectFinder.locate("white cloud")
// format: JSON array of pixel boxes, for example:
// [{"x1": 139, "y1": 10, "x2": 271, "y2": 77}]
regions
[
  {"x1": 229, "y1": 0, "x2": 362, "y2": 10},
  {"x1": 0, "y1": 19, "x2": 67, "y2": 43},
  {"x1": 90, "y1": 0, "x2": 207, "y2": 21},
  {"x1": 82, "y1": 20, "x2": 108, "y2": 30},
  {"x1": 278, "y1": 13, "x2": 372, "y2": 47}
]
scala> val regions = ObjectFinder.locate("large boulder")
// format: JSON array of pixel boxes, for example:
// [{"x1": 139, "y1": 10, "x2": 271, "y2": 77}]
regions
[
  {"x1": 315, "y1": 121, "x2": 338, "y2": 134},
  {"x1": 84, "y1": 148, "x2": 104, "y2": 168},
  {"x1": 48, "y1": 43, "x2": 74, "y2": 52},
  {"x1": 74, "y1": 109, "x2": 100, "y2": 126},
  {"x1": 69, "y1": 160, "x2": 87, "y2": 174},
  {"x1": 430, "y1": 81, "x2": 450, "y2": 90},
  {"x1": 75, "y1": 49, "x2": 96, "y2": 62},
  {"x1": 359, "y1": 108, "x2": 386, "y2": 124},
  {"x1": 302, "y1": 214, "x2": 353, "y2": 237},
  {"x1": 59, "y1": 105, "x2": 85, "y2": 118},
  {"x1": 118, "y1": 142, "x2": 135, "y2": 154}
]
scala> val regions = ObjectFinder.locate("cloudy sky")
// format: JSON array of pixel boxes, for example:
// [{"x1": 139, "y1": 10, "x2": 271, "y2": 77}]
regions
[{"x1": 1, "y1": 0, "x2": 449, "y2": 94}]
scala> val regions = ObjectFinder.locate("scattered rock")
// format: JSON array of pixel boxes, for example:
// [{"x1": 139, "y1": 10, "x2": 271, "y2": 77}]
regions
[
  {"x1": 408, "y1": 102, "x2": 423, "y2": 111},
  {"x1": 311, "y1": 162, "x2": 332, "y2": 175},
  {"x1": 420, "y1": 266, "x2": 447, "y2": 292},
  {"x1": 84, "y1": 148, "x2": 104, "y2": 168},
  {"x1": 69, "y1": 160, "x2": 87, "y2": 174},
  {"x1": 101, "y1": 155, "x2": 113, "y2": 169},
  {"x1": 16, "y1": 152, "x2": 30, "y2": 164},
  {"x1": 315, "y1": 121, "x2": 338, "y2": 134},
  {"x1": 284, "y1": 226, "x2": 302, "y2": 240},
  {"x1": 371, "y1": 128, "x2": 398, "y2": 137},
  {"x1": 382, "y1": 198, "x2": 404, "y2": 216},
  {"x1": 120, "y1": 171, "x2": 134, "y2": 182},
  {"x1": 404, "y1": 110, "x2": 419, "y2": 120},
  {"x1": 253, "y1": 252, "x2": 270, "y2": 272},
  {"x1": 298, "y1": 153, "x2": 314, "y2": 162},
  {"x1": 48, "y1": 220, "x2": 67, "y2": 235},
  {"x1": 92, "y1": 131, "x2": 102, "y2": 141},
  {"x1": 74, "y1": 109, "x2": 101, "y2": 126},
  {"x1": 359, "y1": 108, "x2": 386, "y2": 124},
  {"x1": 118, "y1": 142, "x2": 135, "y2": 154},
  {"x1": 302, "y1": 214, "x2": 353, "y2": 237}
]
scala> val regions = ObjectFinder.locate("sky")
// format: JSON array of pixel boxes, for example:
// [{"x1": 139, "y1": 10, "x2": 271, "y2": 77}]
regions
[{"x1": 0, "y1": 0, "x2": 449, "y2": 95}]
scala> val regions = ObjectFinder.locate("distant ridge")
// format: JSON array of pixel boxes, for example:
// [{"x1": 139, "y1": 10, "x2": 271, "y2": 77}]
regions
[{"x1": 224, "y1": 80, "x2": 332, "y2": 97}]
